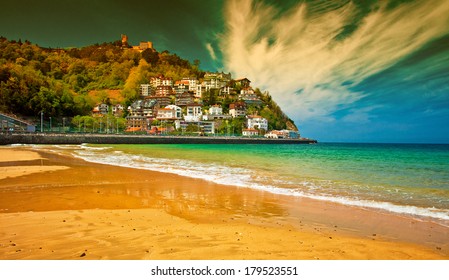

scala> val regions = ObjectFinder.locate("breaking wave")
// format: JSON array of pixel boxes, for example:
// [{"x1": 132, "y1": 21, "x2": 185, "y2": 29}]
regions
[{"x1": 68, "y1": 144, "x2": 449, "y2": 223}]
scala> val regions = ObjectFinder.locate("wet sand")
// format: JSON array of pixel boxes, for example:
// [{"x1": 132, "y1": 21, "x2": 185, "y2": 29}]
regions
[{"x1": 0, "y1": 146, "x2": 448, "y2": 259}]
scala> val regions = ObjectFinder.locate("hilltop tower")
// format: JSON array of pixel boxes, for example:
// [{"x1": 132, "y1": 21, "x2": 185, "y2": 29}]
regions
[{"x1": 121, "y1": 34, "x2": 128, "y2": 46}]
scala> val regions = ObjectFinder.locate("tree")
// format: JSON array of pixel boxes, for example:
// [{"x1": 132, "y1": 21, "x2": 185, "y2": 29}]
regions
[
  {"x1": 142, "y1": 49, "x2": 159, "y2": 65},
  {"x1": 193, "y1": 59, "x2": 200, "y2": 68},
  {"x1": 122, "y1": 59, "x2": 149, "y2": 101},
  {"x1": 0, "y1": 37, "x2": 297, "y2": 132},
  {"x1": 71, "y1": 115, "x2": 83, "y2": 132}
]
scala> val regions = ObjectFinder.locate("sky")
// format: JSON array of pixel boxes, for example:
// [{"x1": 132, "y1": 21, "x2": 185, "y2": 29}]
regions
[{"x1": 1, "y1": 0, "x2": 449, "y2": 143}]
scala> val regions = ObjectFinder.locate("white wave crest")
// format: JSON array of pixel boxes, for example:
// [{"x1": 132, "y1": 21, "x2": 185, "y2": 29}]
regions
[{"x1": 71, "y1": 145, "x2": 449, "y2": 223}]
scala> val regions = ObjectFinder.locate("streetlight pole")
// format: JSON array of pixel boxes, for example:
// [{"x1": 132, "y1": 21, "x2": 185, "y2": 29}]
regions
[
  {"x1": 40, "y1": 112, "x2": 43, "y2": 133},
  {"x1": 49, "y1": 117, "x2": 52, "y2": 133}
]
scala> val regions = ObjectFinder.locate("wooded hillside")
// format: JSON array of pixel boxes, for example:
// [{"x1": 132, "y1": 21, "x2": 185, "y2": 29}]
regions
[{"x1": 0, "y1": 37, "x2": 296, "y2": 131}]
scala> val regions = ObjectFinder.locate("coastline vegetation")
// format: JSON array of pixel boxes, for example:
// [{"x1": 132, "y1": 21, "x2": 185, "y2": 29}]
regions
[{"x1": 0, "y1": 37, "x2": 295, "y2": 134}]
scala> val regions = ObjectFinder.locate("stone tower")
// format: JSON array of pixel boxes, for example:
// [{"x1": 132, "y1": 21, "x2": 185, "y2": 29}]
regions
[{"x1": 121, "y1": 34, "x2": 128, "y2": 46}]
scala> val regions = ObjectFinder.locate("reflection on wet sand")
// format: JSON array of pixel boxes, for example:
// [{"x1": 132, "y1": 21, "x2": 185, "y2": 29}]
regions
[{"x1": 0, "y1": 147, "x2": 448, "y2": 259}]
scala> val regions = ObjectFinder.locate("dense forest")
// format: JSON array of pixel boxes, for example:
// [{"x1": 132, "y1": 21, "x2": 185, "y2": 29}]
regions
[{"x1": 0, "y1": 37, "x2": 296, "y2": 132}]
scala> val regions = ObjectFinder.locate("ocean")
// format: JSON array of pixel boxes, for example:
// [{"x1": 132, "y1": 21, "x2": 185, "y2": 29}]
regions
[{"x1": 42, "y1": 142, "x2": 449, "y2": 224}]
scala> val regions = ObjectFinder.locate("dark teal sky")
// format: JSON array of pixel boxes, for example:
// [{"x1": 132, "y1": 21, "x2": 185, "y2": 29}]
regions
[
  {"x1": 0, "y1": 0, "x2": 224, "y2": 70},
  {"x1": 2, "y1": 0, "x2": 449, "y2": 143}
]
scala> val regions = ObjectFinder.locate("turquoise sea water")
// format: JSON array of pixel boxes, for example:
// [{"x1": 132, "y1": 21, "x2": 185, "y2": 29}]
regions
[{"x1": 44, "y1": 143, "x2": 449, "y2": 223}]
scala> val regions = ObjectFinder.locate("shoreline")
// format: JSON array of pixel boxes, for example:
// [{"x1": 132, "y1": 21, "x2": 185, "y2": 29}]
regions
[
  {"x1": 1, "y1": 146, "x2": 448, "y2": 259},
  {"x1": 0, "y1": 133, "x2": 317, "y2": 145}
]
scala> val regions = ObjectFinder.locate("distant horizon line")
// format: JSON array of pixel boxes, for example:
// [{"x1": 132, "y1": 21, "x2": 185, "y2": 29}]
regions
[{"x1": 319, "y1": 141, "x2": 449, "y2": 145}]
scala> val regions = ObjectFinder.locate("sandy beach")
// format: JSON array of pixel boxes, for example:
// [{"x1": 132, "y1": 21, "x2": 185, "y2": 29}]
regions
[{"x1": 0, "y1": 146, "x2": 448, "y2": 260}]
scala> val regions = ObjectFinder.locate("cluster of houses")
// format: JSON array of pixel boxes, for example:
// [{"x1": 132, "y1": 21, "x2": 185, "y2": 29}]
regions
[{"x1": 92, "y1": 71, "x2": 300, "y2": 138}]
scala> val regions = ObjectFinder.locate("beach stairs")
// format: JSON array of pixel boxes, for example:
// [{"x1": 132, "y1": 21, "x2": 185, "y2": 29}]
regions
[{"x1": 0, "y1": 112, "x2": 35, "y2": 132}]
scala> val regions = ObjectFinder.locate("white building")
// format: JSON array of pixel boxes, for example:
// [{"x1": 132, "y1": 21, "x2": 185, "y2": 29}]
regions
[
  {"x1": 181, "y1": 77, "x2": 198, "y2": 92},
  {"x1": 203, "y1": 105, "x2": 231, "y2": 121},
  {"x1": 242, "y1": 128, "x2": 259, "y2": 137},
  {"x1": 220, "y1": 86, "x2": 232, "y2": 95},
  {"x1": 166, "y1": 105, "x2": 182, "y2": 119},
  {"x1": 209, "y1": 105, "x2": 223, "y2": 115},
  {"x1": 240, "y1": 87, "x2": 255, "y2": 95},
  {"x1": 175, "y1": 120, "x2": 215, "y2": 134},
  {"x1": 156, "y1": 105, "x2": 182, "y2": 120},
  {"x1": 247, "y1": 115, "x2": 268, "y2": 131},
  {"x1": 151, "y1": 76, "x2": 173, "y2": 88},
  {"x1": 196, "y1": 85, "x2": 205, "y2": 98},
  {"x1": 184, "y1": 103, "x2": 203, "y2": 122},
  {"x1": 201, "y1": 72, "x2": 231, "y2": 92},
  {"x1": 203, "y1": 77, "x2": 222, "y2": 91}
]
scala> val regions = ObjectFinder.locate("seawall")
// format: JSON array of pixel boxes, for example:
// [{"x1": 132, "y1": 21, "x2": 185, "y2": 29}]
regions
[{"x1": 0, "y1": 133, "x2": 317, "y2": 145}]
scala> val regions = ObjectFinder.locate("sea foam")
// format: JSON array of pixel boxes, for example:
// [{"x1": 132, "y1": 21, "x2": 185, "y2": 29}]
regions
[{"x1": 68, "y1": 145, "x2": 449, "y2": 224}]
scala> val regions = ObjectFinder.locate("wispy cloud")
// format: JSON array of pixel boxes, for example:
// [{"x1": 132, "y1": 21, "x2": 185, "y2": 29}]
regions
[
  {"x1": 205, "y1": 42, "x2": 217, "y2": 61},
  {"x1": 219, "y1": 0, "x2": 449, "y2": 123},
  {"x1": 341, "y1": 105, "x2": 382, "y2": 124}
]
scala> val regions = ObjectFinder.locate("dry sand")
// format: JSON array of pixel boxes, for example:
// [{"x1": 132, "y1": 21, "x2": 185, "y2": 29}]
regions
[{"x1": 0, "y1": 146, "x2": 448, "y2": 260}]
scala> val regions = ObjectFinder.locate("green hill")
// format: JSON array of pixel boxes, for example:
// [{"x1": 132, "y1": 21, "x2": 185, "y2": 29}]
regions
[{"x1": 0, "y1": 37, "x2": 297, "y2": 132}]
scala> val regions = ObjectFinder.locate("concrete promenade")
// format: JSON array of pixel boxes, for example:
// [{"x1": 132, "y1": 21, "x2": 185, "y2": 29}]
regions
[{"x1": 0, "y1": 133, "x2": 317, "y2": 145}]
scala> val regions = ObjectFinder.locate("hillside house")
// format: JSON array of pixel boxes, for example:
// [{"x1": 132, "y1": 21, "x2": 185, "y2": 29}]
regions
[
  {"x1": 203, "y1": 104, "x2": 231, "y2": 121},
  {"x1": 175, "y1": 120, "x2": 215, "y2": 134},
  {"x1": 126, "y1": 116, "x2": 149, "y2": 132},
  {"x1": 181, "y1": 77, "x2": 199, "y2": 93},
  {"x1": 112, "y1": 104, "x2": 124, "y2": 117},
  {"x1": 220, "y1": 86, "x2": 232, "y2": 95},
  {"x1": 229, "y1": 102, "x2": 246, "y2": 118},
  {"x1": 242, "y1": 128, "x2": 259, "y2": 137},
  {"x1": 196, "y1": 85, "x2": 205, "y2": 98},
  {"x1": 240, "y1": 87, "x2": 255, "y2": 95},
  {"x1": 204, "y1": 71, "x2": 231, "y2": 81},
  {"x1": 140, "y1": 84, "x2": 153, "y2": 96},
  {"x1": 173, "y1": 80, "x2": 189, "y2": 94},
  {"x1": 184, "y1": 103, "x2": 203, "y2": 122},
  {"x1": 128, "y1": 99, "x2": 160, "y2": 118},
  {"x1": 234, "y1": 78, "x2": 251, "y2": 89},
  {"x1": 247, "y1": 115, "x2": 268, "y2": 131},
  {"x1": 151, "y1": 75, "x2": 173, "y2": 88},
  {"x1": 155, "y1": 85, "x2": 173, "y2": 96},
  {"x1": 156, "y1": 105, "x2": 182, "y2": 120},
  {"x1": 202, "y1": 72, "x2": 231, "y2": 92},
  {"x1": 144, "y1": 96, "x2": 170, "y2": 107},
  {"x1": 240, "y1": 92, "x2": 263, "y2": 105},
  {"x1": 209, "y1": 104, "x2": 223, "y2": 115},
  {"x1": 175, "y1": 92, "x2": 195, "y2": 107},
  {"x1": 92, "y1": 103, "x2": 109, "y2": 115}
]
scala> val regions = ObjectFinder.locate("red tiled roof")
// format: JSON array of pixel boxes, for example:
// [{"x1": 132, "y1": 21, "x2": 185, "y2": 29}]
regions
[
  {"x1": 126, "y1": 127, "x2": 142, "y2": 132},
  {"x1": 235, "y1": 78, "x2": 251, "y2": 82},
  {"x1": 175, "y1": 80, "x2": 190, "y2": 85}
]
